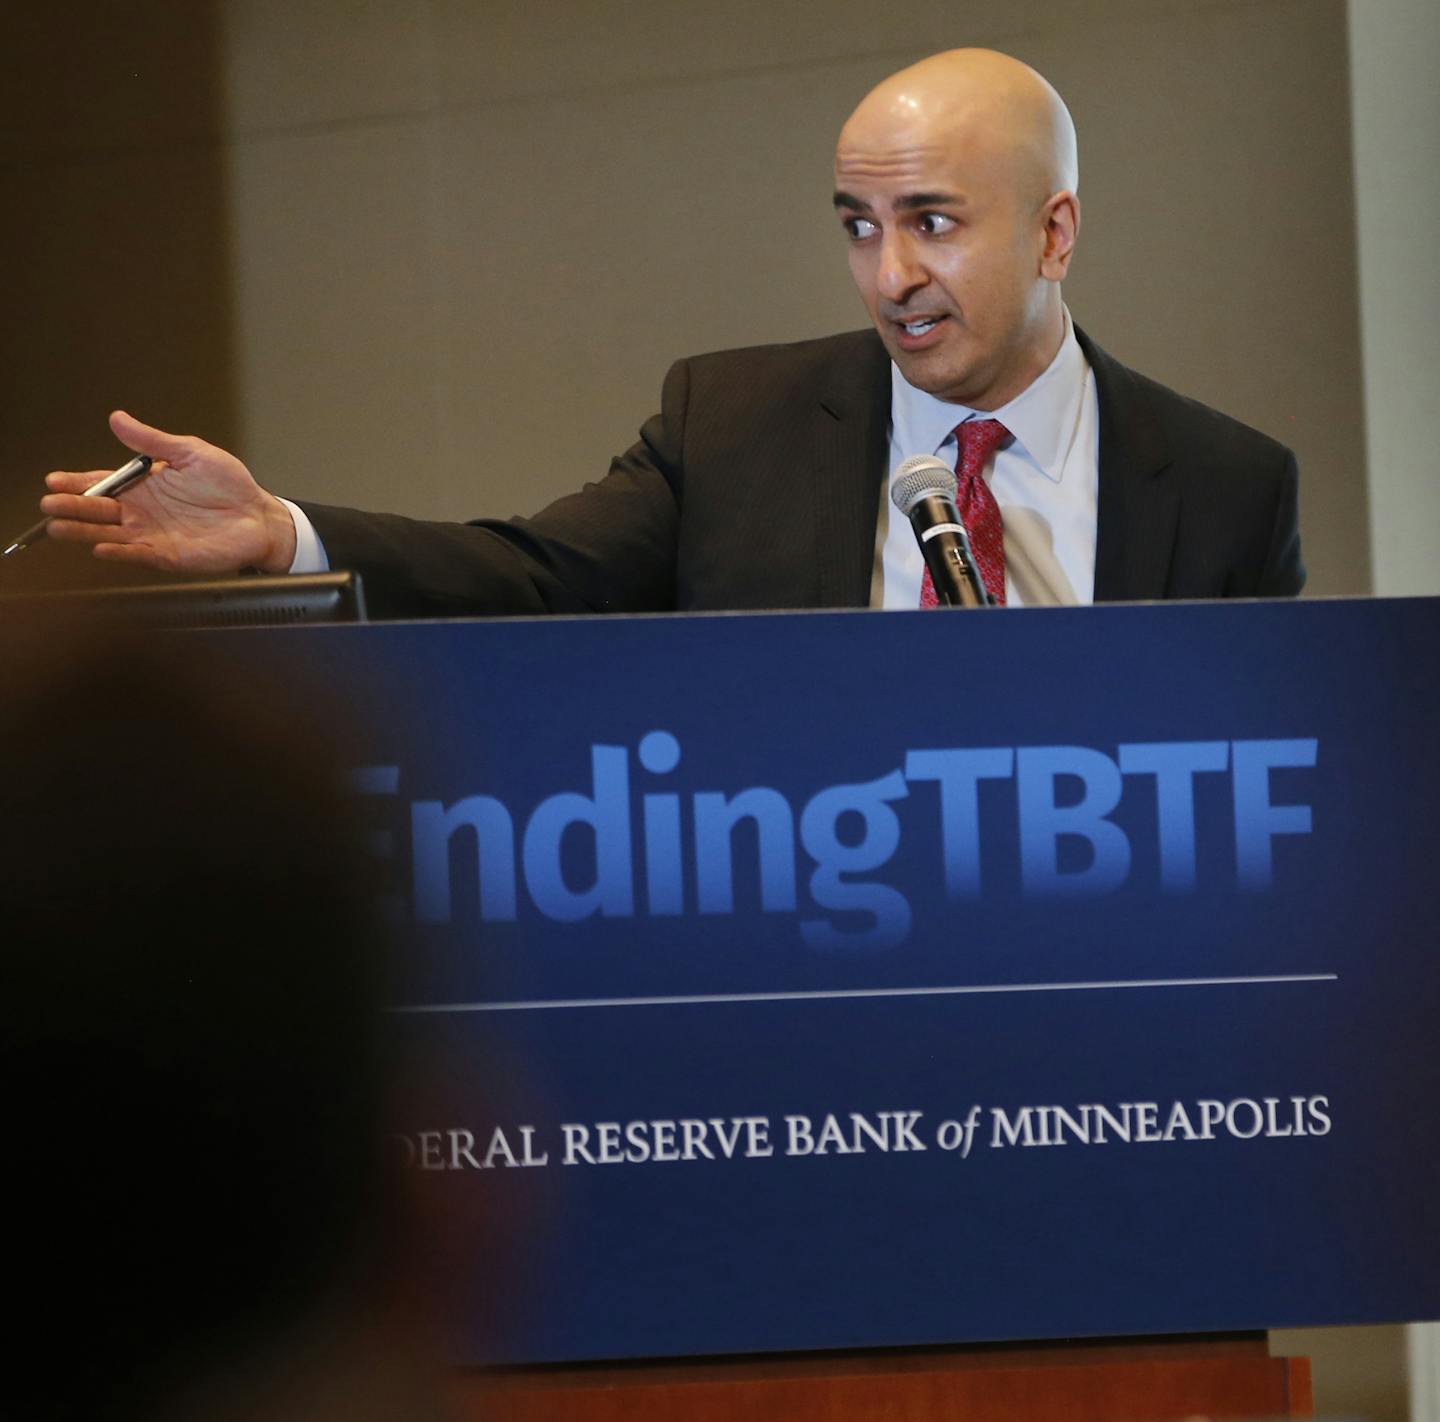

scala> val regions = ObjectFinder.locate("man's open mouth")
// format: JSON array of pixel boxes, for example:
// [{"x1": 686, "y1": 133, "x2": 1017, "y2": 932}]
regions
[{"x1": 892, "y1": 314, "x2": 949, "y2": 347}]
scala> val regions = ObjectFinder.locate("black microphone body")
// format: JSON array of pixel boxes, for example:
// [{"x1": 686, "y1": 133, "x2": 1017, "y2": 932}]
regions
[
  {"x1": 889, "y1": 454, "x2": 995, "y2": 609},
  {"x1": 906, "y1": 493, "x2": 992, "y2": 608}
]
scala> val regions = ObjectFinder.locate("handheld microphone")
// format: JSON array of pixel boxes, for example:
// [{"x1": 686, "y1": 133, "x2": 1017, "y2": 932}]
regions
[{"x1": 890, "y1": 455, "x2": 994, "y2": 608}]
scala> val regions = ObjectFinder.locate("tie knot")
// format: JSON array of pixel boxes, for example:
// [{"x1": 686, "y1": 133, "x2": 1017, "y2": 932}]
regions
[{"x1": 955, "y1": 418, "x2": 1010, "y2": 470}]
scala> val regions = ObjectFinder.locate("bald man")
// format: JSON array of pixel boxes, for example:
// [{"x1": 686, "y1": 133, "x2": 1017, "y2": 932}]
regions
[{"x1": 37, "y1": 50, "x2": 1303, "y2": 614}]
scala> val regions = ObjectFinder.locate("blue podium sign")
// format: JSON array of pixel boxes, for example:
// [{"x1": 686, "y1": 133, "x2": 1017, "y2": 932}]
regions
[{"x1": 235, "y1": 597, "x2": 1440, "y2": 1363}]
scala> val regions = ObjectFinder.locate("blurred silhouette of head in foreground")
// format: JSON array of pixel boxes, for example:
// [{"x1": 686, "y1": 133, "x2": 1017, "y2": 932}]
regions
[{"x1": 0, "y1": 619, "x2": 441, "y2": 1420}]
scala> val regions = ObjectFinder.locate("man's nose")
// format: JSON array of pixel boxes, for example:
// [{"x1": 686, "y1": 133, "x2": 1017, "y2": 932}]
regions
[{"x1": 877, "y1": 231, "x2": 928, "y2": 303}]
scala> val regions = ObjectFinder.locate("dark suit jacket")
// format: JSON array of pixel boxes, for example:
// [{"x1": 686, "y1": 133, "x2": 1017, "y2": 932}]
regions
[{"x1": 301, "y1": 327, "x2": 1304, "y2": 619}]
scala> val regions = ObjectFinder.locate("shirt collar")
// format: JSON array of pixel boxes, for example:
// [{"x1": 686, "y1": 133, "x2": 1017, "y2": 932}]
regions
[{"x1": 889, "y1": 307, "x2": 1090, "y2": 484}]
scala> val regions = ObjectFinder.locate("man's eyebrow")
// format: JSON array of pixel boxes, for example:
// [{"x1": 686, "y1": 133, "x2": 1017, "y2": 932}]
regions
[
  {"x1": 831, "y1": 190, "x2": 968, "y2": 212},
  {"x1": 894, "y1": 191, "x2": 966, "y2": 211}
]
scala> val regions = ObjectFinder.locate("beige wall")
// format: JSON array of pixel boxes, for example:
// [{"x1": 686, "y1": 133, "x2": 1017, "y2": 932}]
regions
[
  {"x1": 1348, "y1": 0, "x2": 1440, "y2": 599},
  {"x1": 0, "y1": 4, "x2": 236, "y2": 595},
  {"x1": 207, "y1": 0, "x2": 1368, "y2": 597},
  {"x1": 0, "y1": 0, "x2": 1369, "y2": 597}
]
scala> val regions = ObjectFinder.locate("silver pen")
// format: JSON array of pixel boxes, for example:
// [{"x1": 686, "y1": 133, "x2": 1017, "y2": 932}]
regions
[{"x1": 3, "y1": 455, "x2": 153, "y2": 558}]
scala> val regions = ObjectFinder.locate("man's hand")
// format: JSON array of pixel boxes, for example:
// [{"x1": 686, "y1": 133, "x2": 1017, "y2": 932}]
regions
[{"x1": 40, "y1": 411, "x2": 298, "y2": 575}]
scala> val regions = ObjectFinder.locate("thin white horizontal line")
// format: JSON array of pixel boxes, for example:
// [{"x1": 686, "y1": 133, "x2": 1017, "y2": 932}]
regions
[{"x1": 390, "y1": 973, "x2": 1338, "y2": 1015}]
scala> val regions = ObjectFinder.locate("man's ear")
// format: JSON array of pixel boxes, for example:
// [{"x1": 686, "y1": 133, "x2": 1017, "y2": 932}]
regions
[{"x1": 1039, "y1": 190, "x2": 1080, "y2": 280}]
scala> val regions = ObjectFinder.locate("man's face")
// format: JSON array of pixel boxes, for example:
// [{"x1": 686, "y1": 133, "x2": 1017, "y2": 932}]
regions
[{"x1": 834, "y1": 124, "x2": 1054, "y2": 410}]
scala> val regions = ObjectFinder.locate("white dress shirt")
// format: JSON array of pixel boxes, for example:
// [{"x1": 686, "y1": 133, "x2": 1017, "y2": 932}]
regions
[
  {"x1": 874, "y1": 308, "x2": 1099, "y2": 608},
  {"x1": 281, "y1": 496, "x2": 328, "y2": 574},
  {"x1": 288, "y1": 310, "x2": 1100, "y2": 604}
]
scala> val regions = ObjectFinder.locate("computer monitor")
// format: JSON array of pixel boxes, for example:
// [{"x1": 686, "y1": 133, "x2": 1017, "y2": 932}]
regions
[{"x1": 0, "y1": 572, "x2": 367, "y2": 629}]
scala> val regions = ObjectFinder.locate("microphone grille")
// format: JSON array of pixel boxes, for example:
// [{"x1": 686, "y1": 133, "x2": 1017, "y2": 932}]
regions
[{"x1": 890, "y1": 454, "x2": 958, "y2": 516}]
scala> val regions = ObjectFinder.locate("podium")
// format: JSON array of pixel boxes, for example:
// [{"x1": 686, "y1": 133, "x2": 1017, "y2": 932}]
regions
[
  {"x1": 460, "y1": 1336, "x2": 1311, "y2": 1419},
  {"x1": 228, "y1": 597, "x2": 1437, "y2": 1417}
]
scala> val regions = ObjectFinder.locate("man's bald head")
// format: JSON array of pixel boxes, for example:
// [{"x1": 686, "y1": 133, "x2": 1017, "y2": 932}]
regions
[
  {"x1": 833, "y1": 50, "x2": 1081, "y2": 409},
  {"x1": 838, "y1": 49, "x2": 1078, "y2": 205}
]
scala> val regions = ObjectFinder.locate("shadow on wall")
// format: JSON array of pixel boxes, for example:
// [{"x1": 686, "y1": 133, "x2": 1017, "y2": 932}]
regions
[{"x1": 0, "y1": 3, "x2": 237, "y2": 597}]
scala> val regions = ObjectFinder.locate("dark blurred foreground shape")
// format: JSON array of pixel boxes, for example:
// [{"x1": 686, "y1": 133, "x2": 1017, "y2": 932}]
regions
[{"x1": 0, "y1": 616, "x2": 450, "y2": 1421}]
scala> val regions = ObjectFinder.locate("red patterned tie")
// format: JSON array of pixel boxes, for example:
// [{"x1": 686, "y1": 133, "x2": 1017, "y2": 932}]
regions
[{"x1": 919, "y1": 418, "x2": 1010, "y2": 607}]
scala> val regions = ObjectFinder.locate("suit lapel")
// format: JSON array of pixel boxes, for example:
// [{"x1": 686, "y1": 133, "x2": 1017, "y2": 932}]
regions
[
  {"x1": 1078, "y1": 328, "x2": 1178, "y2": 602},
  {"x1": 804, "y1": 327, "x2": 1174, "y2": 606},
  {"x1": 813, "y1": 330, "x2": 892, "y2": 607}
]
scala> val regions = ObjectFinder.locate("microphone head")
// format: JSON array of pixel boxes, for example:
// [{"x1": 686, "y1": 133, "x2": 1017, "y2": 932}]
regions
[{"x1": 890, "y1": 454, "x2": 958, "y2": 516}]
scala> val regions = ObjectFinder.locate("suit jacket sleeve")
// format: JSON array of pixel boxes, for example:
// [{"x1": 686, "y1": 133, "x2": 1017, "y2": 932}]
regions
[
  {"x1": 1254, "y1": 446, "x2": 1305, "y2": 597},
  {"x1": 296, "y1": 365, "x2": 689, "y2": 619}
]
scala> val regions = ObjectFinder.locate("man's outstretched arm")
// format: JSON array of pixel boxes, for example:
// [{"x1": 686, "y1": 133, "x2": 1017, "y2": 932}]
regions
[{"x1": 35, "y1": 372, "x2": 687, "y2": 618}]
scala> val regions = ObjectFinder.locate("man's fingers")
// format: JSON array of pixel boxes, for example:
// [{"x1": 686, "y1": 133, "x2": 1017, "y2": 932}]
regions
[
  {"x1": 46, "y1": 460, "x2": 169, "y2": 495},
  {"x1": 40, "y1": 493, "x2": 125, "y2": 525},
  {"x1": 46, "y1": 470, "x2": 111, "y2": 494},
  {"x1": 45, "y1": 516, "x2": 136, "y2": 546},
  {"x1": 109, "y1": 409, "x2": 195, "y2": 464}
]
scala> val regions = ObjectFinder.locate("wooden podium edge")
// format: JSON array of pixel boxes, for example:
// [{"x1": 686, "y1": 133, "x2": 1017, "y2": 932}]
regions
[
  {"x1": 1286, "y1": 1350, "x2": 1316, "y2": 1417},
  {"x1": 455, "y1": 1331, "x2": 1314, "y2": 1421}
]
